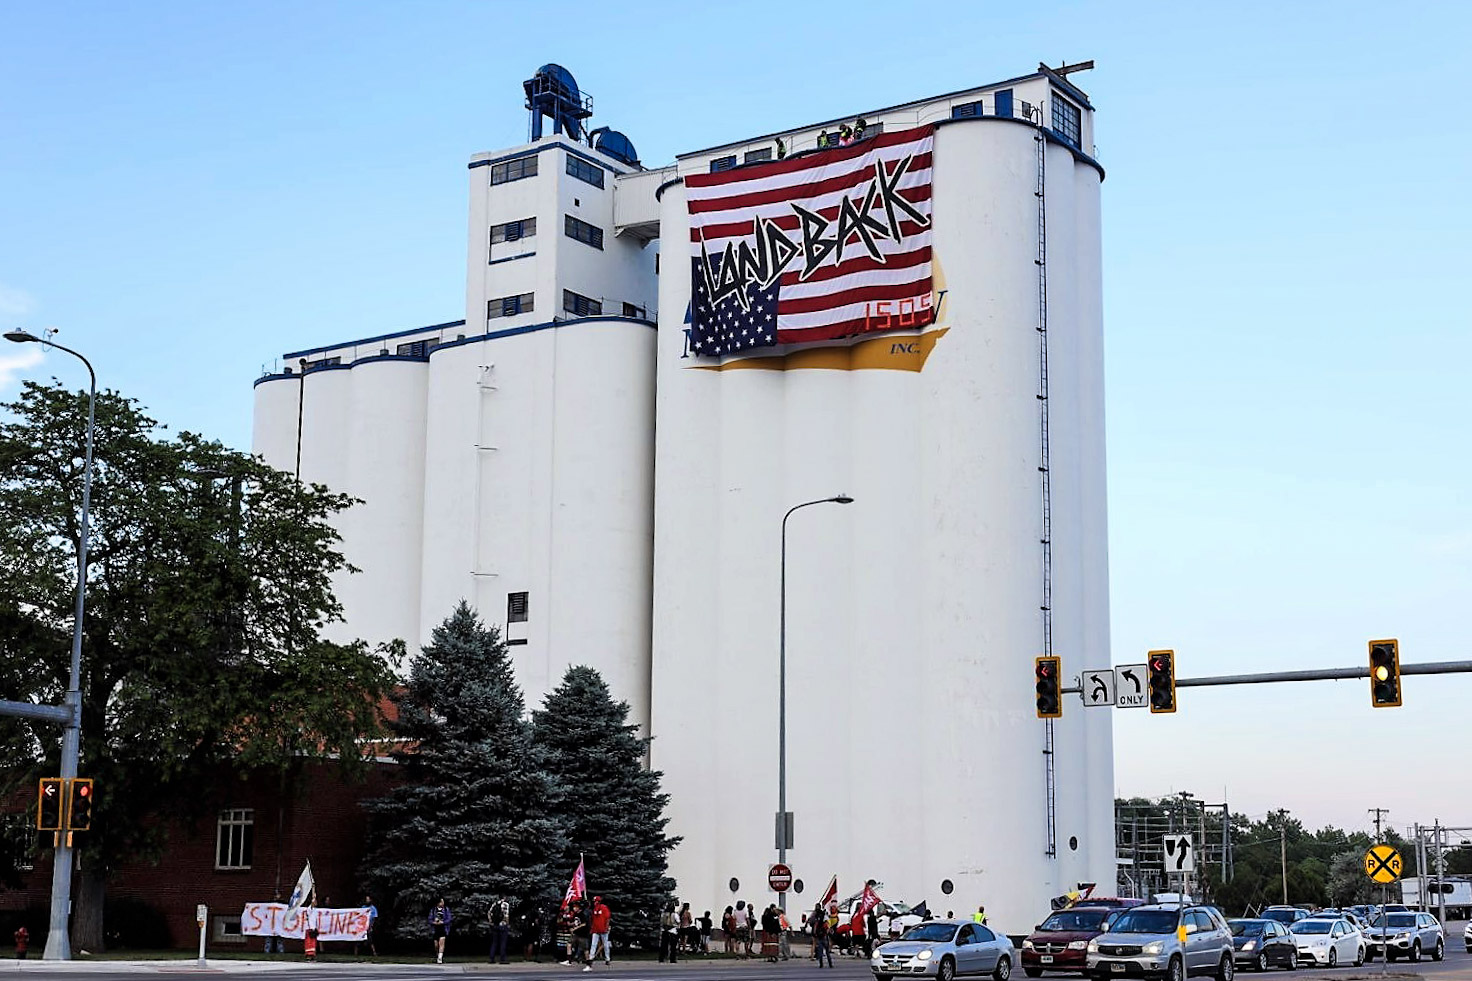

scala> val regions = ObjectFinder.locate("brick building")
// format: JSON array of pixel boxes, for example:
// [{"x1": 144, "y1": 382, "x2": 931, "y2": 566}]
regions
[{"x1": 1, "y1": 759, "x2": 392, "y2": 952}]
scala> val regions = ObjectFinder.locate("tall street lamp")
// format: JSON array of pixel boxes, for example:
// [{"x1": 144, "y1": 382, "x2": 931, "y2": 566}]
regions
[
  {"x1": 778, "y1": 493, "x2": 853, "y2": 912},
  {"x1": 5, "y1": 329, "x2": 96, "y2": 960}
]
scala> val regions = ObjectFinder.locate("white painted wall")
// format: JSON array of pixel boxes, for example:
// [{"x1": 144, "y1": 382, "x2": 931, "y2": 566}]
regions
[{"x1": 649, "y1": 118, "x2": 1112, "y2": 934}]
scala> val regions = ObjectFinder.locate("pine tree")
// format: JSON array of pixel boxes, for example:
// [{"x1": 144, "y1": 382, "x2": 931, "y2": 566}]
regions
[
  {"x1": 361, "y1": 602, "x2": 566, "y2": 945},
  {"x1": 531, "y1": 665, "x2": 679, "y2": 948}
]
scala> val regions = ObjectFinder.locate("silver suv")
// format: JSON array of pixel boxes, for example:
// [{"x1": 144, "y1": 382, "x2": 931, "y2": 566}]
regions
[
  {"x1": 1365, "y1": 911, "x2": 1444, "y2": 962},
  {"x1": 1086, "y1": 905, "x2": 1235, "y2": 981}
]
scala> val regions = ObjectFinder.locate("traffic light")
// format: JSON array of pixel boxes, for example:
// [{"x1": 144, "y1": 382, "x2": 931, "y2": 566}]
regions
[
  {"x1": 37, "y1": 777, "x2": 64, "y2": 831},
  {"x1": 67, "y1": 778, "x2": 94, "y2": 831},
  {"x1": 1035, "y1": 656, "x2": 1062, "y2": 719},
  {"x1": 1369, "y1": 639, "x2": 1401, "y2": 708},
  {"x1": 1147, "y1": 649, "x2": 1177, "y2": 714}
]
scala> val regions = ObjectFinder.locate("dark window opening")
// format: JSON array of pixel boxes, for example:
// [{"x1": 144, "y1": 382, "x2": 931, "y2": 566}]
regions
[
  {"x1": 1051, "y1": 96, "x2": 1082, "y2": 148},
  {"x1": 490, "y1": 217, "x2": 537, "y2": 245},
  {"x1": 622, "y1": 302, "x2": 646, "y2": 319},
  {"x1": 507, "y1": 591, "x2": 529, "y2": 623},
  {"x1": 490, "y1": 155, "x2": 538, "y2": 185},
  {"x1": 952, "y1": 101, "x2": 983, "y2": 119},
  {"x1": 563, "y1": 290, "x2": 602, "y2": 318},
  {"x1": 488, "y1": 293, "x2": 535, "y2": 319},
  {"x1": 564, "y1": 214, "x2": 604, "y2": 250},
  {"x1": 744, "y1": 148, "x2": 772, "y2": 164},
  {"x1": 566, "y1": 155, "x2": 605, "y2": 188},
  {"x1": 710, "y1": 155, "x2": 736, "y2": 172}
]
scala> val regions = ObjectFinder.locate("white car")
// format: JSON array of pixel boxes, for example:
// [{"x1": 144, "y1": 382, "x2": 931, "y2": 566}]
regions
[
  {"x1": 1462, "y1": 921, "x2": 1470, "y2": 953},
  {"x1": 1290, "y1": 917, "x2": 1363, "y2": 967}
]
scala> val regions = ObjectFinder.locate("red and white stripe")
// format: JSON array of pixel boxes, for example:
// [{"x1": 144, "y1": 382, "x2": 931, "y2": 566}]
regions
[{"x1": 686, "y1": 126, "x2": 935, "y2": 344}]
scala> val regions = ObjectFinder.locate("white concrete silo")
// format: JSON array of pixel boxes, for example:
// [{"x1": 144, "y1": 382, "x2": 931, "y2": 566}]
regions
[{"x1": 649, "y1": 106, "x2": 1113, "y2": 932}]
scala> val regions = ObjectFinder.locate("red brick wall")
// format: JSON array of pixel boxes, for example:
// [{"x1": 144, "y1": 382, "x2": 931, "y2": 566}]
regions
[{"x1": 1, "y1": 759, "x2": 393, "y2": 951}]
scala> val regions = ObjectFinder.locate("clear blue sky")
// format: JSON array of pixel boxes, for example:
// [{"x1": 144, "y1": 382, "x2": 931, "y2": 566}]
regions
[{"x1": 4, "y1": 1, "x2": 1469, "y2": 838}]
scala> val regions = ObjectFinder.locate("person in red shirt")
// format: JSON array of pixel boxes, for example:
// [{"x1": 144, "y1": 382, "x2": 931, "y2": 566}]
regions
[
  {"x1": 588, "y1": 896, "x2": 612, "y2": 965},
  {"x1": 14, "y1": 925, "x2": 28, "y2": 960}
]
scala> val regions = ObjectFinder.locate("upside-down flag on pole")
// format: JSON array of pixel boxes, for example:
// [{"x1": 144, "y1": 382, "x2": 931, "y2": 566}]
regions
[
  {"x1": 852, "y1": 882, "x2": 882, "y2": 931},
  {"x1": 685, "y1": 125, "x2": 936, "y2": 356},
  {"x1": 561, "y1": 857, "x2": 587, "y2": 910},
  {"x1": 286, "y1": 860, "x2": 314, "y2": 914}
]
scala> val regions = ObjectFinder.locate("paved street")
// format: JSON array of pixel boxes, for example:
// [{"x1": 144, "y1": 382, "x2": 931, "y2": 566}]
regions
[{"x1": 5, "y1": 945, "x2": 1472, "y2": 981}]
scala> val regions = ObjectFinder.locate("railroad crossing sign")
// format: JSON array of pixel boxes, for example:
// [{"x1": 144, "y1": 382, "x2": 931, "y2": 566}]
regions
[
  {"x1": 768, "y1": 863, "x2": 793, "y2": 892},
  {"x1": 1364, "y1": 845, "x2": 1403, "y2": 883},
  {"x1": 1163, "y1": 834, "x2": 1195, "y2": 872},
  {"x1": 1115, "y1": 664, "x2": 1148, "y2": 708},
  {"x1": 1082, "y1": 670, "x2": 1115, "y2": 707}
]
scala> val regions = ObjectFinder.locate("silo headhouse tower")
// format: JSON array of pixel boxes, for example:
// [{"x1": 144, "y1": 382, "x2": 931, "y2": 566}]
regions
[{"x1": 253, "y1": 60, "x2": 1115, "y2": 930}]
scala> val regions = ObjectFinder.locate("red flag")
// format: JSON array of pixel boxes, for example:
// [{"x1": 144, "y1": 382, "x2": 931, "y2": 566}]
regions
[
  {"x1": 852, "y1": 883, "x2": 881, "y2": 931},
  {"x1": 561, "y1": 858, "x2": 587, "y2": 910},
  {"x1": 818, "y1": 875, "x2": 838, "y2": 910}
]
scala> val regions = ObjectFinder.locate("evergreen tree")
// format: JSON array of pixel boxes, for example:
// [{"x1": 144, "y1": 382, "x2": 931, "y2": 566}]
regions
[
  {"x1": 361, "y1": 602, "x2": 566, "y2": 945},
  {"x1": 531, "y1": 665, "x2": 679, "y2": 948}
]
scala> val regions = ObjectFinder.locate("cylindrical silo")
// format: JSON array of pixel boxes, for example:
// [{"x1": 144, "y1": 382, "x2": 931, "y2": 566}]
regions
[{"x1": 650, "y1": 117, "x2": 1111, "y2": 932}]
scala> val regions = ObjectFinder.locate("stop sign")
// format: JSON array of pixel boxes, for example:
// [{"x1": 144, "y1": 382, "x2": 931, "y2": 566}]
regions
[{"x1": 768, "y1": 863, "x2": 793, "y2": 892}]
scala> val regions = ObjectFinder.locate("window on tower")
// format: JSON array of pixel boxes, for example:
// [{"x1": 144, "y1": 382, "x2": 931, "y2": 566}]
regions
[
  {"x1": 488, "y1": 293, "x2": 535, "y2": 319},
  {"x1": 490, "y1": 217, "x2": 537, "y2": 245},
  {"x1": 563, "y1": 290, "x2": 602, "y2": 318},
  {"x1": 490, "y1": 155, "x2": 539, "y2": 185},
  {"x1": 566, "y1": 155, "x2": 605, "y2": 189},
  {"x1": 564, "y1": 214, "x2": 604, "y2": 250},
  {"x1": 1051, "y1": 96, "x2": 1082, "y2": 148}
]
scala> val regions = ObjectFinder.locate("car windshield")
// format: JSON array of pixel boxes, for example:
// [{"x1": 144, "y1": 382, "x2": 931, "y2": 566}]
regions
[
  {"x1": 1374, "y1": 914, "x2": 1416, "y2": 928},
  {"x1": 886, "y1": 903, "x2": 913, "y2": 916},
  {"x1": 1108, "y1": 911, "x2": 1179, "y2": 935},
  {"x1": 1041, "y1": 910, "x2": 1109, "y2": 932},
  {"x1": 901, "y1": 924, "x2": 958, "y2": 943},
  {"x1": 1291, "y1": 921, "x2": 1331, "y2": 935},
  {"x1": 1230, "y1": 922, "x2": 1264, "y2": 937}
]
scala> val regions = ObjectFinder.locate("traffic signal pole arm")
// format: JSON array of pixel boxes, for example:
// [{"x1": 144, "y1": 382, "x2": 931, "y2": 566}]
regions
[{"x1": 1059, "y1": 659, "x2": 1472, "y2": 694}]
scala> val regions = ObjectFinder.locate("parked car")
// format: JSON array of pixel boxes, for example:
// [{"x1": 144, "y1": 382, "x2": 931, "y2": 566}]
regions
[
  {"x1": 1365, "y1": 911, "x2": 1443, "y2": 962},
  {"x1": 871, "y1": 920, "x2": 1014, "y2": 981},
  {"x1": 1288, "y1": 917, "x2": 1363, "y2": 967},
  {"x1": 1023, "y1": 906, "x2": 1118, "y2": 977},
  {"x1": 1085, "y1": 904, "x2": 1235, "y2": 981},
  {"x1": 1227, "y1": 919, "x2": 1297, "y2": 972},
  {"x1": 1259, "y1": 908, "x2": 1308, "y2": 927},
  {"x1": 1462, "y1": 921, "x2": 1470, "y2": 953},
  {"x1": 1077, "y1": 898, "x2": 1147, "y2": 910}
]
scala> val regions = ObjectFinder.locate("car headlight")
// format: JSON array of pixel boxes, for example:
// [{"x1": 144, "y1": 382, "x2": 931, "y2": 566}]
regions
[
  {"x1": 1068, "y1": 941, "x2": 1088, "y2": 950},
  {"x1": 1087, "y1": 940, "x2": 1100, "y2": 953},
  {"x1": 917, "y1": 950, "x2": 933, "y2": 961},
  {"x1": 1023, "y1": 940, "x2": 1035, "y2": 950},
  {"x1": 1394, "y1": 932, "x2": 1411, "y2": 941},
  {"x1": 1142, "y1": 942, "x2": 1164, "y2": 955},
  {"x1": 1242, "y1": 941, "x2": 1256, "y2": 951}
]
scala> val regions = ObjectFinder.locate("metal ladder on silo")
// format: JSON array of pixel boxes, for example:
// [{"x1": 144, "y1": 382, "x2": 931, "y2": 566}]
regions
[{"x1": 1034, "y1": 124, "x2": 1058, "y2": 859}]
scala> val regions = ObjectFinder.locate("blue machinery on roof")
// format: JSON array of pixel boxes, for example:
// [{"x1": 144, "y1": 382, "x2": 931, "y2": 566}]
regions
[{"x1": 524, "y1": 63, "x2": 593, "y2": 141}]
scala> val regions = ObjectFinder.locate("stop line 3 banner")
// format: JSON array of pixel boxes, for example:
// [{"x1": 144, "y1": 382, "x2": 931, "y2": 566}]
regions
[{"x1": 240, "y1": 903, "x2": 371, "y2": 940}]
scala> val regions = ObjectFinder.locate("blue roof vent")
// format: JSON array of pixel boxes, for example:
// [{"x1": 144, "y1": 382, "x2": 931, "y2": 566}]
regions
[
  {"x1": 523, "y1": 63, "x2": 594, "y2": 142},
  {"x1": 589, "y1": 127, "x2": 640, "y2": 167}
]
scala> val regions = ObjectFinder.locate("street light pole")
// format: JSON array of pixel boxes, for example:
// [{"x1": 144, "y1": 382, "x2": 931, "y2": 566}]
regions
[
  {"x1": 5, "y1": 330, "x2": 96, "y2": 961},
  {"x1": 778, "y1": 494, "x2": 853, "y2": 913}
]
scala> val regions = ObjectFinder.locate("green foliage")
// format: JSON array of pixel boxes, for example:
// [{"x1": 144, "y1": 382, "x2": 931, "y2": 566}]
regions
[
  {"x1": 360, "y1": 602, "x2": 567, "y2": 944},
  {"x1": 531, "y1": 665, "x2": 679, "y2": 947},
  {"x1": 0, "y1": 381, "x2": 398, "y2": 946}
]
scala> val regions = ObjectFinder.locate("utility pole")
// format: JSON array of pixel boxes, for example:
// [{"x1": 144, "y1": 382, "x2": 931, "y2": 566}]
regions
[
  {"x1": 1277, "y1": 813, "x2": 1289, "y2": 905},
  {"x1": 1369, "y1": 808, "x2": 1389, "y2": 842},
  {"x1": 1434, "y1": 821, "x2": 1447, "y2": 922}
]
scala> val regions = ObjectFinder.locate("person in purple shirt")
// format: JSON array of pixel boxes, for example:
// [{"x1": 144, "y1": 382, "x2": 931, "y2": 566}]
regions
[{"x1": 429, "y1": 898, "x2": 453, "y2": 963}]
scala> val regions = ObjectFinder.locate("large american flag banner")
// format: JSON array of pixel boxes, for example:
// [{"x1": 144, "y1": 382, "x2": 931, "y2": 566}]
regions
[{"x1": 686, "y1": 125, "x2": 935, "y2": 357}]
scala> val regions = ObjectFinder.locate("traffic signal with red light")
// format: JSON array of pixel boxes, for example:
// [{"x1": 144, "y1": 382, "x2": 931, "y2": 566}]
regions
[
  {"x1": 1035, "y1": 656, "x2": 1062, "y2": 719},
  {"x1": 67, "y1": 778, "x2": 94, "y2": 831},
  {"x1": 1147, "y1": 650, "x2": 1177, "y2": 714},
  {"x1": 1369, "y1": 639, "x2": 1401, "y2": 708},
  {"x1": 37, "y1": 778, "x2": 64, "y2": 831}
]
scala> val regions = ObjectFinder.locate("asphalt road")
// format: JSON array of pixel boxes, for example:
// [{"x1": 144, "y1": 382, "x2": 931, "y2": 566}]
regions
[{"x1": 6, "y1": 940, "x2": 1472, "y2": 981}]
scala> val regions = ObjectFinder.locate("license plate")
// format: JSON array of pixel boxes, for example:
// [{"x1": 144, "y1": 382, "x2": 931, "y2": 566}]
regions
[
  {"x1": 1040, "y1": 956, "x2": 1053, "y2": 964},
  {"x1": 1110, "y1": 964, "x2": 1126, "y2": 973}
]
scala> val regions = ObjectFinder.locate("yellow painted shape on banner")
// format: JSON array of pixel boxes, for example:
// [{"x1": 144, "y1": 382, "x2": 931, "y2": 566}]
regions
[{"x1": 692, "y1": 327, "x2": 950, "y2": 373}]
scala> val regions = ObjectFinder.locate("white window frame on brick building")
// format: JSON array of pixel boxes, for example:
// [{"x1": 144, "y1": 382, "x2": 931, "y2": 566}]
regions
[{"x1": 215, "y1": 807, "x2": 254, "y2": 870}]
